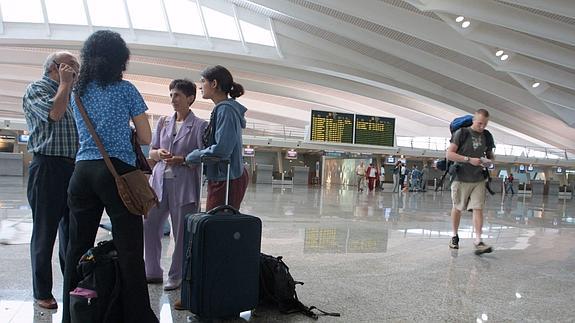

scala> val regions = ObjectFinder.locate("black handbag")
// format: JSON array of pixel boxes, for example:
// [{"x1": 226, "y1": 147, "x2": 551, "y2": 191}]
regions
[
  {"x1": 131, "y1": 130, "x2": 152, "y2": 174},
  {"x1": 202, "y1": 105, "x2": 222, "y2": 147}
]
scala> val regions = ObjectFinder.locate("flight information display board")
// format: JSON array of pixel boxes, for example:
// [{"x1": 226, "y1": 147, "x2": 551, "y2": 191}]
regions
[
  {"x1": 310, "y1": 110, "x2": 354, "y2": 144},
  {"x1": 354, "y1": 114, "x2": 395, "y2": 147}
]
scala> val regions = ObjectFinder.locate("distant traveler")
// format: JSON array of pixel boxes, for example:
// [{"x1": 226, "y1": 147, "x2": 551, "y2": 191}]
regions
[
  {"x1": 366, "y1": 163, "x2": 378, "y2": 192},
  {"x1": 400, "y1": 163, "x2": 407, "y2": 191},
  {"x1": 410, "y1": 165, "x2": 421, "y2": 191},
  {"x1": 355, "y1": 161, "x2": 366, "y2": 192},
  {"x1": 505, "y1": 173, "x2": 515, "y2": 194},
  {"x1": 392, "y1": 161, "x2": 401, "y2": 192},
  {"x1": 421, "y1": 164, "x2": 429, "y2": 191}
]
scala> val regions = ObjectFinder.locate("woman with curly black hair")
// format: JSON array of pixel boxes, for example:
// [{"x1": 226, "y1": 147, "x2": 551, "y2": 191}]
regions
[{"x1": 62, "y1": 30, "x2": 158, "y2": 323}]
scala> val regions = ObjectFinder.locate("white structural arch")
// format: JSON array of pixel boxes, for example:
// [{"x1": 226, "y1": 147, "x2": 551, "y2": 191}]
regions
[{"x1": 0, "y1": 0, "x2": 574, "y2": 156}]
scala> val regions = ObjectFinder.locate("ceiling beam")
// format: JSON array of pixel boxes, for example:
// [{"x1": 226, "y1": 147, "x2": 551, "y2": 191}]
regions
[
  {"x1": 421, "y1": 0, "x2": 575, "y2": 47},
  {"x1": 461, "y1": 20, "x2": 575, "y2": 70},
  {"x1": 247, "y1": 0, "x2": 557, "y2": 119},
  {"x1": 501, "y1": 0, "x2": 575, "y2": 20},
  {"x1": 493, "y1": 52, "x2": 575, "y2": 91},
  {"x1": 306, "y1": 0, "x2": 486, "y2": 62},
  {"x1": 0, "y1": 29, "x2": 573, "y2": 148}
]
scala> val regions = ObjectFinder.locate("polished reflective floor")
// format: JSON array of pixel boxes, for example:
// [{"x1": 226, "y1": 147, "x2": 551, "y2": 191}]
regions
[{"x1": 1, "y1": 177, "x2": 574, "y2": 322}]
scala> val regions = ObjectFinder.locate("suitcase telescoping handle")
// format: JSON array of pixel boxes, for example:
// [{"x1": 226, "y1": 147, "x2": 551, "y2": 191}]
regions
[{"x1": 198, "y1": 156, "x2": 231, "y2": 212}]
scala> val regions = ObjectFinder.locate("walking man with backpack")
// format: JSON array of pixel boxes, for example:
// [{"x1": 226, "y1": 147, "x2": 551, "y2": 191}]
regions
[{"x1": 447, "y1": 109, "x2": 495, "y2": 255}]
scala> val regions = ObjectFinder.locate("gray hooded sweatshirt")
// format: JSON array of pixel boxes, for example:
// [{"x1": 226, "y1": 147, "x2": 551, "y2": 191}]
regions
[{"x1": 186, "y1": 98, "x2": 247, "y2": 181}]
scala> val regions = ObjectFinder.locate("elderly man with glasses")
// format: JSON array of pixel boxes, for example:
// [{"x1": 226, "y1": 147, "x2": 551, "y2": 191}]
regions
[{"x1": 22, "y1": 51, "x2": 79, "y2": 310}]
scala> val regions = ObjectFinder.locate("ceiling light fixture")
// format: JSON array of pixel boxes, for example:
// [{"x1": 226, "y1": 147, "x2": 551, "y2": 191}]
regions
[
  {"x1": 461, "y1": 21, "x2": 471, "y2": 28},
  {"x1": 500, "y1": 54, "x2": 509, "y2": 61},
  {"x1": 455, "y1": 16, "x2": 465, "y2": 23},
  {"x1": 495, "y1": 50, "x2": 504, "y2": 57},
  {"x1": 532, "y1": 82, "x2": 540, "y2": 88}
]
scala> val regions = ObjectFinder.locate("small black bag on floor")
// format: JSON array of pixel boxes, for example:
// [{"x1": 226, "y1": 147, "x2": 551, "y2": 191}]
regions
[
  {"x1": 259, "y1": 253, "x2": 340, "y2": 320},
  {"x1": 70, "y1": 240, "x2": 122, "y2": 323}
]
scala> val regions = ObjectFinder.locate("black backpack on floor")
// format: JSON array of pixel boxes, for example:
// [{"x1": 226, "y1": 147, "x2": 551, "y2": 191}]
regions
[
  {"x1": 70, "y1": 240, "x2": 122, "y2": 323},
  {"x1": 259, "y1": 253, "x2": 340, "y2": 320}
]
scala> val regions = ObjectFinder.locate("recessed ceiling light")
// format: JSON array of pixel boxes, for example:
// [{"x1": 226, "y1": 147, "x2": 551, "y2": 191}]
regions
[
  {"x1": 461, "y1": 21, "x2": 471, "y2": 28},
  {"x1": 495, "y1": 50, "x2": 504, "y2": 57},
  {"x1": 532, "y1": 82, "x2": 540, "y2": 88},
  {"x1": 456, "y1": 16, "x2": 465, "y2": 23},
  {"x1": 500, "y1": 54, "x2": 509, "y2": 61}
]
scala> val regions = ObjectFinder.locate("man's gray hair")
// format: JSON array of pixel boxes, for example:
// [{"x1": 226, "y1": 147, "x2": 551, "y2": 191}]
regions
[{"x1": 42, "y1": 51, "x2": 74, "y2": 75}]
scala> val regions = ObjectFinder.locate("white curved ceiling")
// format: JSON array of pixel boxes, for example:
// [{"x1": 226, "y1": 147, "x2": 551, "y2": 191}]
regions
[{"x1": 0, "y1": 0, "x2": 574, "y2": 153}]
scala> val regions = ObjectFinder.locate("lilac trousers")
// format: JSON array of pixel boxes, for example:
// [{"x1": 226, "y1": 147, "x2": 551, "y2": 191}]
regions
[{"x1": 143, "y1": 178, "x2": 197, "y2": 281}]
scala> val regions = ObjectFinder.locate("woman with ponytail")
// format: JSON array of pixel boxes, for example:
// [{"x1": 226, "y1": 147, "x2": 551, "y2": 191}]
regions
[
  {"x1": 62, "y1": 30, "x2": 158, "y2": 323},
  {"x1": 185, "y1": 65, "x2": 249, "y2": 211}
]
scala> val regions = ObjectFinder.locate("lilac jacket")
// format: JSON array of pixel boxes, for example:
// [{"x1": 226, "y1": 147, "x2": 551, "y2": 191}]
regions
[{"x1": 149, "y1": 111, "x2": 208, "y2": 206}]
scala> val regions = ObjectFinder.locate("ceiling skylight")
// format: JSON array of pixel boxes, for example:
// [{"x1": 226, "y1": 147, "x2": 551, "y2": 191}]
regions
[
  {"x1": 202, "y1": 6, "x2": 240, "y2": 41},
  {"x1": 45, "y1": 0, "x2": 87, "y2": 25},
  {"x1": 164, "y1": 0, "x2": 204, "y2": 35},
  {"x1": 86, "y1": 0, "x2": 128, "y2": 28},
  {"x1": 0, "y1": 0, "x2": 44, "y2": 23},
  {"x1": 0, "y1": 0, "x2": 276, "y2": 47},
  {"x1": 126, "y1": 0, "x2": 167, "y2": 31},
  {"x1": 240, "y1": 20, "x2": 274, "y2": 46}
]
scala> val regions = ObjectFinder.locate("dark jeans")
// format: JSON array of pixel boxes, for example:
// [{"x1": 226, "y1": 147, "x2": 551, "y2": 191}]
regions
[
  {"x1": 62, "y1": 159, "x2": 158, "y2": 323},
  {"x1": 27, "y1": 154, "x2": 74, "y2": 300}
]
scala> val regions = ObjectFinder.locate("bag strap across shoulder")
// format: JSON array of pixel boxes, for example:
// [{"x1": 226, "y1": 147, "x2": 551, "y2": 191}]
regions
[{"x1": 74, "y1": 94, "x2": 121, "y2": 179}]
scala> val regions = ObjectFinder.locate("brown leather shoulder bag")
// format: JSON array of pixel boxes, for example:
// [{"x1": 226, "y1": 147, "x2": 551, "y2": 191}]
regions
[{"x1": 74, "y1": 95, "x2": 158, "y2": 216}]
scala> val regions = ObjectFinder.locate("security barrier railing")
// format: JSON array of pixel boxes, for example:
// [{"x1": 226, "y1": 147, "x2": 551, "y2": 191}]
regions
[{"x1": 242, "y1": 122, "x2": 573, "y2": 161}]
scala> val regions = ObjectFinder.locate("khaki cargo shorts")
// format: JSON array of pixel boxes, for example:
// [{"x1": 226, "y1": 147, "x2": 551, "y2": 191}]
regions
[{"x1": 451, "y1": 180, "x2": 487, "y2": 211}]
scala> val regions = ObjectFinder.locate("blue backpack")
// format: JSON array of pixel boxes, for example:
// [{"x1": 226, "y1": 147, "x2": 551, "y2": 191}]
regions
[{"x1": 450, "y1": 115, "x2": 474, "y2": 134}]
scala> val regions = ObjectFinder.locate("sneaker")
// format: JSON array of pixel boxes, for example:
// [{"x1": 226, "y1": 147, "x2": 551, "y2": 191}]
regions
[
  {"x1": 474, "y1": 242, "x2": 493, "y2": 255},
  {"x1": 449, "y1": 235, "x2": 459, "y2": 249},
  {"x1": 164, "y1": 278, "x2": 182, "y2": 291}
]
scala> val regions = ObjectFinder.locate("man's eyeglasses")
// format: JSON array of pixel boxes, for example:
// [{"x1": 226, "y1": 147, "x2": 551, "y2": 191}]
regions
[{"x1": 53, "y1": 60, "x2": 77, "y2": 77}]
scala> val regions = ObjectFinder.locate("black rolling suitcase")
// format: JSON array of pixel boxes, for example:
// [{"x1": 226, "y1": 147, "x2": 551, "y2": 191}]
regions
[{"x1": 181, "y1": 158, "x2": 261, "y2": 319}]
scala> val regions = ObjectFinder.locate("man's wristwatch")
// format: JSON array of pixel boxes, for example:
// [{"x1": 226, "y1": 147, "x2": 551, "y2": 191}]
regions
[{"x1": 463, "y1": 156, "x2": 470, "y2": 163}]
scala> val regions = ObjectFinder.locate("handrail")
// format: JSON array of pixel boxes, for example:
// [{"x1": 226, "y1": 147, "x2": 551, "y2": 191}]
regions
[{"x1": 241, "y1": 122, "x2": 574, "y2": 161}]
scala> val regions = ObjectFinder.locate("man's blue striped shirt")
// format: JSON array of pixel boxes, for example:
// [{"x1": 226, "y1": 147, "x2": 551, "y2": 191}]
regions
[{"x1": 22, "y1": 75, "x2": 78, "y2": 158}]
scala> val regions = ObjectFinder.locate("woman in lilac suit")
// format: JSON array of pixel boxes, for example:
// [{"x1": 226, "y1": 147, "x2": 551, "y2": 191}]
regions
[{"x1": 144, "y1": 79, "x2": 207, "y2": 291}]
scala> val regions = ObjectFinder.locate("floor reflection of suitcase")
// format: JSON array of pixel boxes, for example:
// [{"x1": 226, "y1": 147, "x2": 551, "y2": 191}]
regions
[{"x1": 181, "y1": 159, "x2": 261, "y2": 319}]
